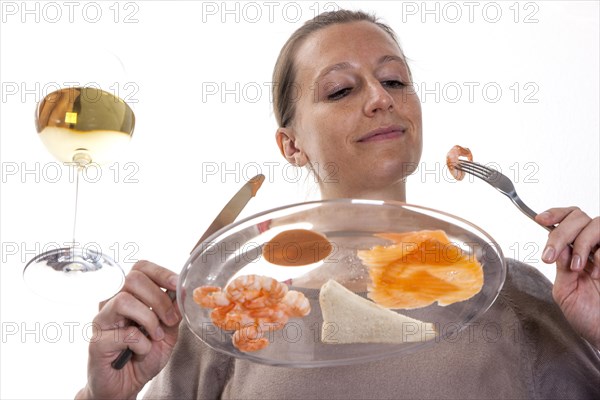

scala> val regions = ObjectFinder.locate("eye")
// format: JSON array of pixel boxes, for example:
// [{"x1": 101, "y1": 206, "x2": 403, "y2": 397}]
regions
[
  {"x1": 327, "y1": 87, "x2": 352, "y2": 101},
  {"x1": 382, "y1": 80, "x2": 406, "y2": 89}
]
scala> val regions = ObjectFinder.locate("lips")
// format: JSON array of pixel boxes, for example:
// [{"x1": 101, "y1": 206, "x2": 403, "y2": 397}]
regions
[{"x1": 357, "y1": 125, "x2": 406, "y2": 143}]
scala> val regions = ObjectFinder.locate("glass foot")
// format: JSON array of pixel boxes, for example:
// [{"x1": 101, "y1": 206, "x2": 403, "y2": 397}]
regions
[{"x1": 24, "y1": 247, "x2": 125, "y2": 303}]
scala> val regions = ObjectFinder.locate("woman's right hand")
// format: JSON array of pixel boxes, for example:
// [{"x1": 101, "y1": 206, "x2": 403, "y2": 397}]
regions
[{"x1": 75, "y1": 260, "x2": 182, "y2": 400}]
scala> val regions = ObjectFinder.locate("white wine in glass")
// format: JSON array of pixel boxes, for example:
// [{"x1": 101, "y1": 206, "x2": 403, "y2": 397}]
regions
[{"x1": 24, "y1": 87, "x2": 135, "y2": 302}]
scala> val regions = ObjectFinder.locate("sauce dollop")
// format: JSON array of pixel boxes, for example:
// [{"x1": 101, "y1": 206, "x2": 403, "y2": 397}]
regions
[{"x1": 262, "y1": 229, "x2": 332, "y2": 266}]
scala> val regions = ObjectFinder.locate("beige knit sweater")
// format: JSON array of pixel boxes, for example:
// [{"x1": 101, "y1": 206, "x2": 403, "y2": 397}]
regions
[{"x1": 144, "y1": 259, "x2": 600, "y2": 399}]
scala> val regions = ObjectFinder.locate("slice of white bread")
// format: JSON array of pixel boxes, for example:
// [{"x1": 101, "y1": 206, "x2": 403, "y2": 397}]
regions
[{"x1": 319, "y1": 279, "x2": 436, "y2": 344}]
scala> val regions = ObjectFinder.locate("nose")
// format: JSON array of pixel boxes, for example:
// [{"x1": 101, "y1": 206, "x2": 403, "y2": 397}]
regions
[{"x1": 363, "y1": 81, "x2": 394, "y2": 117}]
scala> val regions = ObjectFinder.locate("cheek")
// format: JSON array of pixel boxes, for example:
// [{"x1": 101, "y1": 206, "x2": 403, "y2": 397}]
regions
[
  {"x1": 296, "y1": 107, "x2": 351, "y2": 159},
  {"x1": 403, "y1": 91, "x2": 422, "y2": 119},
  {"x1": 405, "y1": 94, "x2": 423, "y2": 144},
  {"x1": 410, "y1": 97, "x2": 423, "y2": 135}
]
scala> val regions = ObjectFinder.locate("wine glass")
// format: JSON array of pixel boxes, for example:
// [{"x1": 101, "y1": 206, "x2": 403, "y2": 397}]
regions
[{"x1": 23, "y1": 86, "x2": 135, "y2": 302}]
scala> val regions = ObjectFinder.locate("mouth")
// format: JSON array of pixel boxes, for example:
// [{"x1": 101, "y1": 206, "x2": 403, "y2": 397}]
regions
[{"x1": 357, "y1": 125, "x2": 406, "y2": 143}]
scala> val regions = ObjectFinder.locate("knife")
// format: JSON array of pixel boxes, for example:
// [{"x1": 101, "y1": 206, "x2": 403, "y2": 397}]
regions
[
  {"x1": 111, "y1": 174, "x2": 265, "y2": 369},
  {"x1": 190, "y1": 174, "x2": 265, "y2": 253}
]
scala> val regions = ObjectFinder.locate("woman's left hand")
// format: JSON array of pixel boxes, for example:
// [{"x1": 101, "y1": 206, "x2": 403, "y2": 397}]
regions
[{"x1": 536, "y1": 207, "x2": 600, "y2": 349}]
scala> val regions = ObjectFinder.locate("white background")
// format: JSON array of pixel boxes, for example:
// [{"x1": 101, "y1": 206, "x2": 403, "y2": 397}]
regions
[{"x1": 1, "y1": 1, "x2": 599, "y2": 398}]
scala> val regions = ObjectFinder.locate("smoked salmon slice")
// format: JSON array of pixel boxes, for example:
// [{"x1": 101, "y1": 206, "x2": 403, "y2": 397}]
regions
[{"x1": 357, "y1": 230, "x2": 484, "y2": 309}]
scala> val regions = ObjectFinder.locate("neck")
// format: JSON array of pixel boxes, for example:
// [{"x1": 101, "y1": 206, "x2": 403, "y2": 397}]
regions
[{"x1": 318, "y1": 180, "x2": 407, "y2": 202}]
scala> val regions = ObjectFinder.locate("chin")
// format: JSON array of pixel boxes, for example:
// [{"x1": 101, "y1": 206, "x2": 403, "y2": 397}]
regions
[
  {"x1": 358, "y1": 164, "x2": 413, "y2": 192},
  {"x1": 375, "y1": 153, "x2": 420, "y2": 180}
]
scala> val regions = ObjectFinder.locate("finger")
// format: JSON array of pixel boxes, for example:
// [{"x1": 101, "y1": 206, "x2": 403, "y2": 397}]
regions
[
  {"x1": 590, "y1": 244, "x2": 600, "y2": 279},
  {"x1": 540, "y1": 208, "x2": 591, "y2": 263},
  {"x1": 593, "y1": 248, "x2": 600, "y2": 279},
  {"x1": 123, "y1": 269, "x2": 180, "y2": 327},
  {"x1": 535, "y1": 207, "x2": 580, "y2": 226},
  {"x1": 91, "y1": 326, "x2": 153, "y2": 359},
  {"x1": 569, "y1": 217, "x2": 600, "y2": 273},
  {"x1": 97, "y1": 260, "x2": 177, "y2": 312},
  {"x1": 555, "y1": 245, "x2": 572, "y2": 271},
  {"x1": 132, "y1": 260, "x2": 179, "y2": 291},
  {"x1": 94, "y1": 292, "x2": 165, "y2": 341}
]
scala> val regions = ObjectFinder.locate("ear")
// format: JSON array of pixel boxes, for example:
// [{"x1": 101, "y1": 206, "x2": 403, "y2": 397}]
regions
[{"x1": 276, "y1": 127, "x2": 308, "y2": 167}]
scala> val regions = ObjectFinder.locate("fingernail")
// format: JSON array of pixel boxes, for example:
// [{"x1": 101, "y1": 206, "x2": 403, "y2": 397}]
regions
[
  {"x1": 570, "y1": 255, "x2": 581, "y2": 271},
  {"x1": 168, "y1": 275, "x2": 179, "y2": 288},
  {"x1": 155, "y1": 326, "x2": 165, "y2": 340},
  {"x1": 538, "y1": 211, "x2": 551, "y2": 220},
  {"x1": 542, "y1": 246, "x2": 555, "y2": 262}
]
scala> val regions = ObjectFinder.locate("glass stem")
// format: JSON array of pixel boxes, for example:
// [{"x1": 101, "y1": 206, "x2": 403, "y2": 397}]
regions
[{"x1": 71, "y1": 165, "x2": 82, "y2": 249}]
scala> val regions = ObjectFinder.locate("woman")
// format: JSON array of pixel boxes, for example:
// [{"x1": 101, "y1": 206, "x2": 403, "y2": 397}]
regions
[{"x1": 76, "y1": 10, "x2": 600, "y2": 399}]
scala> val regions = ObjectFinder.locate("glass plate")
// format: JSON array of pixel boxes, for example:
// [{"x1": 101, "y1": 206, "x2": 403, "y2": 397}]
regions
[{"x1": 178, "y1": 199, "x2": 506, "y2": 367}]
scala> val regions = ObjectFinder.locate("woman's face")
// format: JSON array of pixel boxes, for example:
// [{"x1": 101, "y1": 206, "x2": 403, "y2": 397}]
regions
[{"x1": 278, "y1": 21, "x2": 423, "y2": 198}]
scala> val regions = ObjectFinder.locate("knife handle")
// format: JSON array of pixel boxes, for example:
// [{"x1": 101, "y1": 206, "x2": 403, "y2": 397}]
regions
[{"x1": 111, "y1": 345, "x2": 134, "y2": 370}]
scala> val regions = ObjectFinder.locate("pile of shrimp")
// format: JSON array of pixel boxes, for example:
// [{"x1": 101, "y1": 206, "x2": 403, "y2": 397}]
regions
[{"x1": 193, "y1": 274, "x2": 310, "y2": 352}]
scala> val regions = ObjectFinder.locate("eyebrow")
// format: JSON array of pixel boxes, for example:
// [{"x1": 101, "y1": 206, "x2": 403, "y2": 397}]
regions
[
  {"x1": 315, "y1": 62, "x2": 353, "y2": 81},
  {"x1": 378, "y1": 55, "x2": 406, "y2": 65},
  {"x1": 315, "y1": 55, "x2": 407, "y2": 82}
]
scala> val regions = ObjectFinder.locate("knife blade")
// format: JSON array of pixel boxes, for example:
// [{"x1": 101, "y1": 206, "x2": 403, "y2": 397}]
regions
[
  {"x1": 111, "y1": 174, "x2": 265, "y2": 369},
  {"x1": 190, "y1": 174, "x2": 265, "y2": 253}
]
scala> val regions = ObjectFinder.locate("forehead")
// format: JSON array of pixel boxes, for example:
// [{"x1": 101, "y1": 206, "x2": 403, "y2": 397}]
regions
[{"x1": 294, "y1": 21, "x2": 404, "y2": 79}]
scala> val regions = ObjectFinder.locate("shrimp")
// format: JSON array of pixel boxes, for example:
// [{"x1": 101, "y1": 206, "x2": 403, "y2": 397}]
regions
[
  {"x1": 210, "y1": 303, "x2": 237, "y2": 330},
  {"x1": 232, "y1": 325, "x2": 269, "y2": 352},
  {"x1": 193, "y1": 274, "x2": 310, "y2": 352},
  {"x1": 193, "y1": 286, "x2": 231, "y2": 308},
  {"x1": 248, "y1": 304, "x2": 290, "y2": 329},
  {"x1": 446, "y1": 145, "x2": 473, "y2": 181},
  {"x1": 226, "y1": 275, "x2": 288, "y2": 304},
  {"x1": 281, "y1": 291, "x2": 311, "y2": 317}
]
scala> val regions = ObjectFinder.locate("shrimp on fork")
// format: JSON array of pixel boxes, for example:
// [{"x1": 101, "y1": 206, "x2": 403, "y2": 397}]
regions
[{"x1": 446, "y1": 145, "x2": 473, "y2": 181}]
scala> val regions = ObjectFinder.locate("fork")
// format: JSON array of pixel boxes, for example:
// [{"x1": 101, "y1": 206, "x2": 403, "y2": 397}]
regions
[{"x1": 455, "y1": 160, "x2": 595, "y2": 264}]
